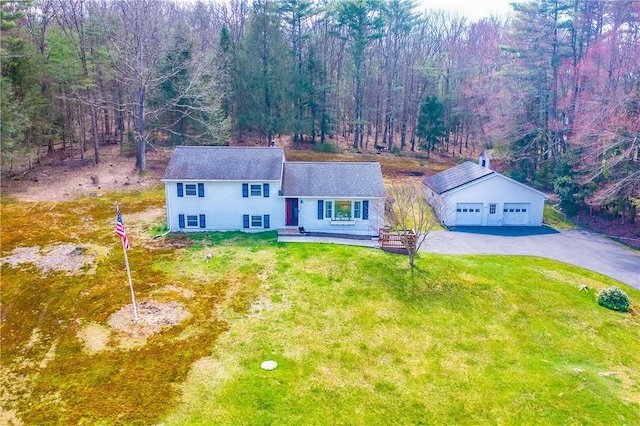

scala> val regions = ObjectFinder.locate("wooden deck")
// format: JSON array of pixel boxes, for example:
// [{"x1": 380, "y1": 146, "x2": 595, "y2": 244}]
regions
[{"x1": 378, "y1": 228, "x2": 416, "y2": 254}]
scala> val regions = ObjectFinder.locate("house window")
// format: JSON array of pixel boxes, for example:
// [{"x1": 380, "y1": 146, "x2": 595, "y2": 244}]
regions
[
  {"x1": 250, "y1": 184, "x2": 262, "y2": 197},
  {"x1": 178, "y1": 182, "x2": 204, "y2": 197},
  {"x1": 243, "y1": 214, "x2": 270, "y2": 229},
  {"x1": 489, "y1": 204, "x2": 496, "y2": 214},
  {"x1": 321, "y1": 200, "x2": 368, "y2": 221},
  {"x1": 251, "y1": 215, "x2": 263, "y2": 227},
  {"x1": 334, "y1": 201, "x2": 352, "y2": 220},
  {"x1": 179, "y1": 214, "x2": 205, "y2": 229},
  {"x1": 242, "y1": 183, "x2": 269, "y2": 198},
  {"x1": 186, "y1": 215, "x2": 199, "y2": 227},
  {"x1": 185, "y1": 184, "x2": 197, "y2": 196}
]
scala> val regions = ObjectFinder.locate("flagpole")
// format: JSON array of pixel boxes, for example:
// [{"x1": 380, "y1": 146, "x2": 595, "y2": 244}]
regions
[
  {"x1": 116, "y1": 202, "x2": 138, "y2": 322},
  {"x1": 122, "y1": 236, "x2": 139, "y2": 322}
]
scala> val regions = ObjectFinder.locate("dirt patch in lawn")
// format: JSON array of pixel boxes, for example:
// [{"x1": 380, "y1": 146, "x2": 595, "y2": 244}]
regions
[
  {"x1": 107, "y1": 300, "x2": 191, "y2": 345},
  {"x1": 78, "y1": 302, "x2": 192, "y2": 354},
  {"x1": 0, "y1": 243, "x2": 109, "y2": 275}
]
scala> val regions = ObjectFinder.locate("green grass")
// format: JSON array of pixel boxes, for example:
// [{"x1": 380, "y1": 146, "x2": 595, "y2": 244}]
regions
[
  {"x1": 163, "y1": 247, "x2": 640, "y2": 425},
  {"x1": 1, "y1": 191, "x2": 639, "y2": 425},
  {"x1": 544, "y1": 203, "x2": 576, "y2": 229}
]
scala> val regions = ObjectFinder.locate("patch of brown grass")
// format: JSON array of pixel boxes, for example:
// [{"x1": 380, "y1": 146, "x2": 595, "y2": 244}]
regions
[
  {"x1": 283, "y1": 145, "x2": 453, "y2": 178},
  {"x1": 0, "y1": 192, "x2": 242, "y2": 425}
]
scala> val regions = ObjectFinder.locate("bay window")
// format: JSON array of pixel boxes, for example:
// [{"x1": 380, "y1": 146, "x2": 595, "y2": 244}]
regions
[
  {"x1": 318, "y1": 200, "x2": 369, "y2": 221},
  {"x1": 334, "y1": 201, "x2": 352, "y2": 220}
]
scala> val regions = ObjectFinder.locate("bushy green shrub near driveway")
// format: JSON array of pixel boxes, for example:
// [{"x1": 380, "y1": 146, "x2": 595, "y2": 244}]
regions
[{"x1": 597, "y1": 286, "x2": 631, "y2": 312}]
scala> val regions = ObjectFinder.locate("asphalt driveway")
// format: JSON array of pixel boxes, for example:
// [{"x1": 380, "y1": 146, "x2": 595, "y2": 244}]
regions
[
  {"x1": 423, "y1": 227, "x2": 639, "y2": 289},
  {"x1": 279, "y1": 226, "x2": 639, "y2": 289}
]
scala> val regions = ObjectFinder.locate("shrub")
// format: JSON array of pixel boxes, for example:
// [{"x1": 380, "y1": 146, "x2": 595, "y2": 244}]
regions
[{"x1": 597, "y1": 286, "x2": 630, "y2": 312}]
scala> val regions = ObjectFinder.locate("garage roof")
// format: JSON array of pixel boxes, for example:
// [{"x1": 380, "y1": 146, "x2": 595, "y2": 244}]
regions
[{"x1": 423, "y1": 161, "x2": 494, "y2": 194}]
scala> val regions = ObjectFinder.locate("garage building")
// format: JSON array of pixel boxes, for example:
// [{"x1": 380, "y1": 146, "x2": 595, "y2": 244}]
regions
[{"x1": 423, "y1": 161, "x2": 548, "y2": 227}]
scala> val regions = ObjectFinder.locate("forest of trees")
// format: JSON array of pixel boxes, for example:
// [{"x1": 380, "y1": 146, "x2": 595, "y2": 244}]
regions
[{"x1": 1, "y1": 0, "x2": 639, "y2": 219}]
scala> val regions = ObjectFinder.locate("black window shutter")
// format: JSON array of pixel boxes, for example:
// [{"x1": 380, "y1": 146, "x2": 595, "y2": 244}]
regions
[
  {"x1": 243, "y1": 214, "x2": 250, "y2": 228},
  {"x1": 242, "y1": 183, "x2": 249, "y2": 197},
  {"x1": 263, "y1": 183, "x2": 269, "y2": 197},
  {"x1": 178, "y1": 214, "x2": 185, "y2": 228},
  {"x1": 263, "y1": 214, "x2": 270, "y2": 229},
  {"x1": 317, "y1": 200, "x2": 324, "y2": 219},
  {"x1": 198, "y1": 183, "x2": 204, "y2": 197},
  {"x1": 199, "y1": 214, "x2": 206, "y2": 228},
  {"x1": 363, "y1": 200, "x2": 369, "y2": 220},
  {"x1": 177, "y1": 183, "x2": 184, "y2": 197}
]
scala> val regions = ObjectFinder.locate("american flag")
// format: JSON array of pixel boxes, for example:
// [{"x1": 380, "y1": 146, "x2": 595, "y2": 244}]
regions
[{"x1": 116, "y1": 207, "x2": 130, "y2": 249}]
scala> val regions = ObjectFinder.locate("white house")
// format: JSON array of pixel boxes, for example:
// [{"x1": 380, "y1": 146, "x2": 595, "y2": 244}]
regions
[
  {"x1": 423, "y1": 160, "x2": 548, "y2": 227},
  {"x1": 162, "y1": 146, "x2": 385, "y2": 236}
]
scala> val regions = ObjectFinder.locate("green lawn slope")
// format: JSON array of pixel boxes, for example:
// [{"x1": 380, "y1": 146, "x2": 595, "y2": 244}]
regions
[{"x1": 1, "y1": 193, "x2": 638, "y2": 425}]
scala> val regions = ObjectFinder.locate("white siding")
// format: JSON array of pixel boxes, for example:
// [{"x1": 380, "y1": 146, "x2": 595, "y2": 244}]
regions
[
  {"x1": 436, "y1": 174, "x2": 546, "y2": 227},
  {"x1": 165, "y1": 180, "x2": 284, "y2": 232},
  {"x1": 296, "y1": 197, "x2": 384, "y2": 236}
]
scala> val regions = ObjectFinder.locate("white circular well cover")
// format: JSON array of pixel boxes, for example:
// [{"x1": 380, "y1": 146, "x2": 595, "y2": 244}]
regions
[{"x1": 261, "y1": 360, "x2": 278, "y2": 371}]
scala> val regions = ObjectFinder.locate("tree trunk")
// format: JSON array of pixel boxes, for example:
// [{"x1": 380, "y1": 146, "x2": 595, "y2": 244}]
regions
[
  {"x1": 116, "y1": 83, "x2": 125, "y2": 146},
  {"x1": 88, "y1": 90, "x2": 100, "y2": 164},
  {"x1": 134, "y1": 86, "x2": 146, "y2": 172},
  {"x1": 77, "y1": 103, "x2": 86, "y2": 165},
  {"x1": 353, "y1": 67, "x2": 362, "y2": 150}
]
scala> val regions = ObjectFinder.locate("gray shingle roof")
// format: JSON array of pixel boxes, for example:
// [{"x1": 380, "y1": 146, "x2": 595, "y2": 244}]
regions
[
  {"x1": 423, "y1": 161, "x2": 494, "y2": 194},
  {"x1": 162, "y1": 146, "x2": 285, "y2": 181},
  {"x1": 282, "y1": 162, "x2": 385, "y2": 198}
]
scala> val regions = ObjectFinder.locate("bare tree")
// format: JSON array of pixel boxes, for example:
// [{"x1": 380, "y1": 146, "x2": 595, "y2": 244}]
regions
[{"x1": 383, "y1": 179, "x2": 446, "y2": 268}]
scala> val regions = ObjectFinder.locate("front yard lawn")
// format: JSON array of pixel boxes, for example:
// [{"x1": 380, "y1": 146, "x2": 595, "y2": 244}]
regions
[{"x1": 1, "y1": 192, "x2": 638, "y2": 425}]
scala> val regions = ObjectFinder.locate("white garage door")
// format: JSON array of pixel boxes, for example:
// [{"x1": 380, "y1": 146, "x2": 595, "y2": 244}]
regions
[
  {"x1": 455, "y1": 203, "x2": 482, "y2": 225},
  {"x1": 503, "y1": 203, "x2": 529, "y2": 225}
]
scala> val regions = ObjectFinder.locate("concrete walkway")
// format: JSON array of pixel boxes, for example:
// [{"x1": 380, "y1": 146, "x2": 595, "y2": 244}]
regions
[{"x1": 278, "y1": 227, "x2": 640, "y2": 289}]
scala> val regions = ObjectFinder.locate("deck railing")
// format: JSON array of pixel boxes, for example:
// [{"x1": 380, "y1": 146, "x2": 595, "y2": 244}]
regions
[{"x1": 378, "y1": 228, "x2": 416, "y2": 254}]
